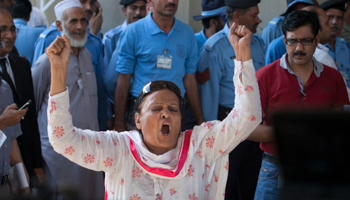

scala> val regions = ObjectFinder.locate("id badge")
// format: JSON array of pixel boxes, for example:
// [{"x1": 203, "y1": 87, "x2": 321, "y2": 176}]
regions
[
  {"x1": 77, "y1": 78, "x2": 84, "y2": 89},
  {"x1": 157, "y1": 55, "x2": 172, "y2": 69}
]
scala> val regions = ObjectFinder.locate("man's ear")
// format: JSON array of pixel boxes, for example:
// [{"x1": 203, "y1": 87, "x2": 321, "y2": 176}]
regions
[
  {"x1": 122, "y1": 6, "x2": 126, "y2": 15},
  {"x1": 283, "y1": 35, "x2": 287, "y2": 44},
  {"x1": 135, "y1": 112, "x2": 142, "y2": 130},
  {"x1": 233, "y1": 11, "x2": 240, "y2": 22},
  {"x1": 209, "y1": 18, "x2": 217, "y2": 27},
  {"x1": 56, "y1": 20, "x2": 63, "y2": 32},
  {"x1": 315, "y1": 34, "x2": 320, "y2": 45}
]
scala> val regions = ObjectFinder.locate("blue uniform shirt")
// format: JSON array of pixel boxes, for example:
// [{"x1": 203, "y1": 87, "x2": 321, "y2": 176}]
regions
[
  {"x1": 0, "y1": 78, "x2": 22, "y2": 176},
  {"x1": 14, "y1": 19, "x2": 45, "y2": 65},
  {"x1": 102, "y1": 20, "x2": 127, "y2": 72},
  {"x1": 195, "y1": 28, "x2": 208, "y2": 54},
  {"x1": 325, "y1": 37, "x2": 350, "y2": 88},
  {"x1": 260, "y1": 16, "x2": 284, "y2": 48},
  {"x1": 32, "y1": 22, "x2": 108, "y2": 131},
  {"x1": 117, "y1": 12, "x2": 198, "y2": 97},
  {"x1": 265, "y1": 35, "x2": 286, "y2": 65},
  {"x1": 197, "y1": 24, "x2": 265, "y2": 121}
]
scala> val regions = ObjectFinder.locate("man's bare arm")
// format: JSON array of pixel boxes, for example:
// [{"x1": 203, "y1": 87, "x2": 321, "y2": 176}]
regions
[
  {"x1": 247, "y1": 124, "x2": 275, "y2": 142},
  {"x1": 183, "y1": 73, "x2": 204, "y2": 125},
  {"x1": 114, "y1": 74, "x2": 131, "y2": 132}
]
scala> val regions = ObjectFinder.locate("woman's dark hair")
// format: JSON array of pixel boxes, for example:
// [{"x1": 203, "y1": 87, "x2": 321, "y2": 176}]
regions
[
  {"x1": 282, "y1": 10, "x2": 320, "y2": 37},
  {"x1": 134, "y1": 81, "x2": 183, "y2": 115}
]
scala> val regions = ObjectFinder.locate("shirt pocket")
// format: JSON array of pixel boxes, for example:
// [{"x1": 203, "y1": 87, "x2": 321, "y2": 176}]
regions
[{"x1": 84, "y1": 71, "x2": 97, "y2": 96}]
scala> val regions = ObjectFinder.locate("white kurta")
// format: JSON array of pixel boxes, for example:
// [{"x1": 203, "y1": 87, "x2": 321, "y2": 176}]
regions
[{"x1": 47, "y1": 59, "x2": 261, "y2": 200}]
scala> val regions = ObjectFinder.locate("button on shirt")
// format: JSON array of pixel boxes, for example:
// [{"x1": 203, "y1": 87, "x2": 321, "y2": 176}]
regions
[
  {"x1": 325, "y1": 37, "x2": 350, "y2": 89},
  {"x1": 197, "y1": 24, "x2": 265, "y2": 121},
  {"x1": 33, "y1": 23, "x2": 107, "y2": 131},
  {"x1": 195, "y1": 28, "x2": 208, "y2": 54},
  {"x1": 0, "y1": 78, "x2": 22, "y2": 176},
  {"x1": 260, "y1": 16, "x2": 284, "y2": 48},
  {"x1": 116, "y1": 12, "x2": 198, "y2": 97},
  {"x1": 14, "y1": 18, "x2": 45, "y2": 65}
]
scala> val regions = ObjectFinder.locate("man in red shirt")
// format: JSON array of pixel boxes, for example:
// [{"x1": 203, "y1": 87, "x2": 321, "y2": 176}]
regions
[{"x1": 250, "y1": 10, "x2": 350, "y2": 200}]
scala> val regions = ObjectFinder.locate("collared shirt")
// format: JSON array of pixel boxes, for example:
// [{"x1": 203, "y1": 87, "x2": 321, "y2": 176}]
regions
[
  {"x1": 0, "y1": 54, "x2": 15, "y2": 88},
  {"x1": 325, "y1": 37, "x2": 350, "y2": 88},
  {"x1": 116, "y1": 12, "x2": 198, "y2": 97},
  {"x1": 14, "y1": 18, "x2": 45, "y2": 65},
  {"x1": 314, "y1": 43, "x2": 337, "y2": 69},
  {"x1": 47, "y1": 59, "x2": 261, "y2": 200},
  {"x1": 33, "y1": 23, "x2": 107, "y2": 131},
  {"x1": 0, "y1": 77, "x2": 22, "y2": 176},
  {"x1": 257, "y1": 54, "x2": 350, "y2": 156},
  {"x1": 197, "y1": 23, "x2": 265, "y2": 121},
  {"x1": 260, "y1": 16, "x2": 285, "y2": 48},
  {"x1": 339, "y1": 22, "x2": 350, "y2": 45},
  {"x1": 102, "y1": 20, "x2": 127, "y2": 71},
  {"x1": 195, "y1": 28, "x2": 208, "y2": 54}
]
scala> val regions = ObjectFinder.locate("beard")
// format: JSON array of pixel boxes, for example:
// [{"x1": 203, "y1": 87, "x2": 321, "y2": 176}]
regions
[{"x1": 62, "y1": 25, "x2": 88, "y2": 48}]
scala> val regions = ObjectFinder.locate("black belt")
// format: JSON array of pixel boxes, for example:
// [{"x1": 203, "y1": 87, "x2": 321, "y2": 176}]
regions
[
  {"x1": 0, "y1": 175, "x2": 8, "y2": 186},
  {"x1": 263, "y1": 153, "x2": 280, "y2": 166}
]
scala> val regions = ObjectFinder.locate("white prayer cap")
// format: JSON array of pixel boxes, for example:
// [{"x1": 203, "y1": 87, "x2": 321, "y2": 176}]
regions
[{"x1": 54, "y1": 0, "x2": 83, "y2": 19}]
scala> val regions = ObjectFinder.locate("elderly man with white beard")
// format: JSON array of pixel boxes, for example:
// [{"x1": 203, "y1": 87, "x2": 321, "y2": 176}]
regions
[{"x1": 31, "y1": 1, "x2": 104, "y2": 199}]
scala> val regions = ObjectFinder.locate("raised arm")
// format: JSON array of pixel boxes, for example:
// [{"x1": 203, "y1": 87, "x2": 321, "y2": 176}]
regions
[
  {"x1": 193, "y1": 23, "x2": 261, "y2": 164},
  {"x1": 46, "y1": 35, "x2": 127, "y2": 172}
]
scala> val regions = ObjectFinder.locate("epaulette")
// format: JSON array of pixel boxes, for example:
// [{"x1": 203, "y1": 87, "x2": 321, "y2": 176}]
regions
[
  {"x1": 269, "y1": 16, "x2": 283, "y2": 26},
  {"x1": 204, "y1": 32, "x2": 226, "y2": 51},
  {"x1": 38, "y1": 28, "x2": 59, "y2": 39}
]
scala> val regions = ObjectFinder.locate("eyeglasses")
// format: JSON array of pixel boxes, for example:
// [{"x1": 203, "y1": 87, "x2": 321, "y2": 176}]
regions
[
  {"x1": 285, "y1": 37, "x2": 316, "y2": 46},
  {"x1": 141, "y1": 81, "x2": 182, "y2": 99},
  {"x1": 0, "y1": 28, "x2": 19, "y2": 35}
]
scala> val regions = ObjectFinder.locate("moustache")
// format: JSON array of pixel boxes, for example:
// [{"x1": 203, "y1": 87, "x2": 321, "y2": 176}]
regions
[
  {"x1": 133, "y1": 15, "x2": 142, "y2": 20},
  {"x1": 293, "y1": 52, "x2": 306, "y2": 56},
  {"x1": 331, "y1": 26, "x2": 339, "y2": 30},
  {"x1": 165, "y1": 3, "x2": 176, "y2": 8}
]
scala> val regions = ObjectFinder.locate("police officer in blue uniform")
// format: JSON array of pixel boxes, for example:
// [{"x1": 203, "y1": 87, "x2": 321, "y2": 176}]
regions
[
  {"x1": 193, "y1": 0, "x2": 226, "y2": 53},
  {"x1": 260, "y1": 0, "x2": 313, "y2": 47},
  {"x1": 103, "y1": 0, "x2": 146, "y2": 70},
  {"x1": 103, "y1": 0, "x2": 147, "y2": 129},
  {"x1": 321, "y1": 0, "x2": 350, "y2": 89},
  {"x1": 196, "y1": 0, "x2": 264, "y2": 199},
  {"x1": 32, "y1": 2, "x2": 108, "y2": 131}
]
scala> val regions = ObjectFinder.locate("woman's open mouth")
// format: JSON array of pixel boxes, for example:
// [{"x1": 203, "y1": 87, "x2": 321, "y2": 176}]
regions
[{"x1": 161, "y1": 122, "x2": 171, "y2": 137}]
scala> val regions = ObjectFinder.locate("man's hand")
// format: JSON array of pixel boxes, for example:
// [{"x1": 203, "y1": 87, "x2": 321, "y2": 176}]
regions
[
  {"x1": 228, "y1": 23, "x2": 253, "y2": 62},
  {"x1": 46, "y1": 34, "x2": 71, "y2": 96},
  {"x1": 89, "y1": 8, "x2": 103, "y2": 36},
  {"x1": 0, "y1": 104, "x2": 27, "y2": 130},
  {"x1": 33, "y1": 168, "x2": 45, "y2": 186}
]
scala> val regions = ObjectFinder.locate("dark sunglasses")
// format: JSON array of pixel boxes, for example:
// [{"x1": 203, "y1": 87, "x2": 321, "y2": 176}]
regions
[{"x1": 140, "y1": 81, "x2": 182, "y2": 99}]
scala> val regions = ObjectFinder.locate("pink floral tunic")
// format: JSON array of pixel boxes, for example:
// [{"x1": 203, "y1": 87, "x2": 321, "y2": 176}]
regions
[{"x1": 47, "y1": 60, "x2": 261, "y2": 200}]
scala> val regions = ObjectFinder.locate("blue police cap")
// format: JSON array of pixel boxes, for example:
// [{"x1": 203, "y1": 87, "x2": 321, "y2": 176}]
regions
[
  {"x1": 283, "y1": 0, "x2": 314, "y2": 15},
  {"x1": 120, "y1": 0, "x2": 146, "y2": 6},
  {"x1": 193, "y1": 0, "x2": 226, "y2": 21},
  {"x1": 224, "y1": 0, "x2": 260, "y2": 8},
  {"x1": 320, "y1": 0, "x2": 347, "y2": 12}
]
